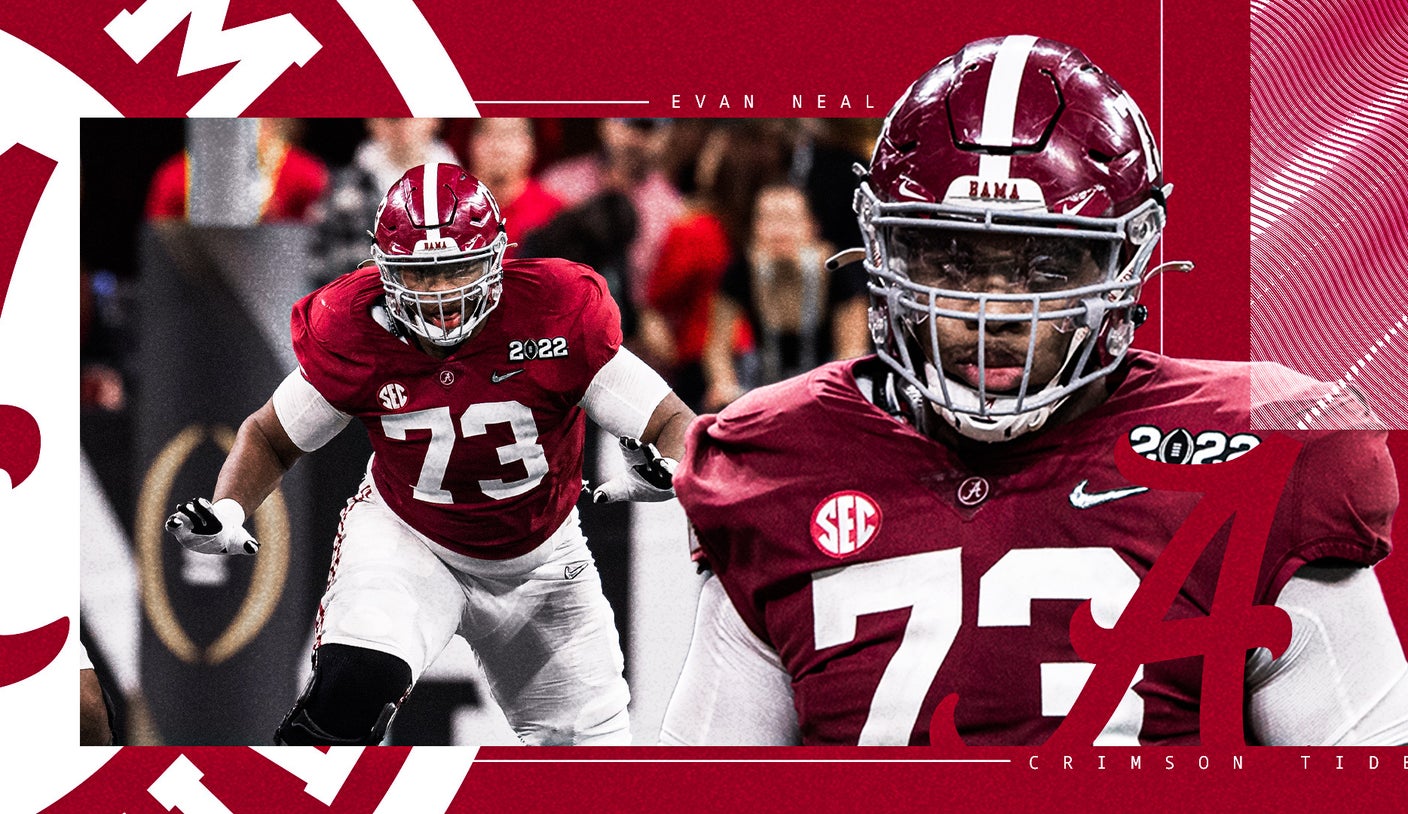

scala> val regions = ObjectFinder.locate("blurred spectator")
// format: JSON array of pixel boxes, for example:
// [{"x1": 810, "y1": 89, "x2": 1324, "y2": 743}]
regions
[
  {"x1": 145, "y1": 119, "x2": 328, "y2": 223},
  {"x1": 520, "y1": 192, "x2": 639, "y2": 340},
  {"x1": 656, "y1": 119, "x2": 716, "y2": 197},
  {"x1": 539, "y1": 119, "x2": 683, "y2": 308},
  {"x1": 782, "y1": 119, "x2": 872, "y2": 253},
  {"x1": 466, "y1": 118, "x2": 563, "y2": 258},
  {"x1": 660, "y1": 120, "x2": 869, "y2": 255},
  {"x1": 701, "y1": 183, "x2": 870, "y2": 411},
  {"x1": 643, "y1": 123, "x2": 789, "y2": 408},
  {"x1": 311, "y1": 118, "x2": 456, "y2": 284}
]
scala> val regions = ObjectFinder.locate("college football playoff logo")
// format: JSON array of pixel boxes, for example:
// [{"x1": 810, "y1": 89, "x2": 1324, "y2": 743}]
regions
[
  {"x1": 1128, "y1": 425, "x2": 1261, "y2": 465},
  {"x1": 508, "y1": 337, "x2": 569, "y2": 361}
]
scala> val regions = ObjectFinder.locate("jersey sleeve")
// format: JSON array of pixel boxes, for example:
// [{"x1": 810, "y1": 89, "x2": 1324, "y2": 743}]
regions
[
  {"x1": 675, "y1": 389, "x2": 807, "y2": 644},
  {"x1": 563, "y1": 265, "x2": 625, "y2": 402},
  {"x1": 1260, "y1": 425, "x2": 1397, "y2": 603},
  {"x1": 288, "y1": 283, "x2": 370, "y2": 411}
]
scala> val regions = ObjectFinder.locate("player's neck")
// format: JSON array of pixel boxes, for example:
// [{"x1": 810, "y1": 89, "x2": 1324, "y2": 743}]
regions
[{"x1": 413, "y1": 336, "x2": 456, "y2": 359}]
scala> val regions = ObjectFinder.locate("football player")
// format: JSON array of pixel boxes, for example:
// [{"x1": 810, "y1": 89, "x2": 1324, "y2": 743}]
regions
[
  {"x1": 166, "y1": 163, "x2": 690, "y2": 746},
  {"x1": 663, "y1": 36, "x2": 1408, "y2": 746}
]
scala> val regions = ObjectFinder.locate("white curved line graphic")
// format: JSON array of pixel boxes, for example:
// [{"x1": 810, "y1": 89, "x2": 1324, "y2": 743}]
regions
[{"x1": 338, "y1": 0, "x2": 478, "y2": 116}]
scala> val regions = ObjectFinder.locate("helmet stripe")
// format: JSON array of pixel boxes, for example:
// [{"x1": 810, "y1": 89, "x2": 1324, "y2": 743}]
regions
[
  {"x1": 417, "y1": 161, "x2": 444, "y2": 239},
  {"x1": 978, "y1": 34, "x2": 1039, "y2": 180}
]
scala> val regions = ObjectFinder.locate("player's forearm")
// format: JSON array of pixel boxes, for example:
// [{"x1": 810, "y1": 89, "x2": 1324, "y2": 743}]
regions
[
  {"x1": 213, "y1": 400, "x2": 305, "y2": 513},
  {"x1": 580, "y1": 346, "x2": 689, "y2": 457},
  {"x1": 640, "y1": 391, "x2": 694, "y2": 462}
]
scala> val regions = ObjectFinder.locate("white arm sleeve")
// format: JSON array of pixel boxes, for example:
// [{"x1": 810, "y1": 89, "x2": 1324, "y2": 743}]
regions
[
  {"x1": 271, "y1": 368, "x2": 353, "y2": 453},
  {"x1": 1246, "y1": 565, "x2": 1408, "y2": 746},
  {"x1": 579, "y1": 347, "x2": 672, "y2": 440},
  {"x1": 659, "y1": 575, "x2": 801, "y2": 745}
]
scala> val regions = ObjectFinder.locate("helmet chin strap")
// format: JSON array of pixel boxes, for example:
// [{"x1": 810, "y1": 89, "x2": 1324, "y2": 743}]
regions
[
  {"x1": 921, "y1": 322, "x2": 1092, "y2": 443},
  {"x1": 925, "y1": 365, "x2": 1070, "y2": 442}
]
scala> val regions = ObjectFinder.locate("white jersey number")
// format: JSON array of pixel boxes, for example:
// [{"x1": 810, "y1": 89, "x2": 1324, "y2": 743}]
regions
[
  {"x1": 811, "y1": 547, "x2": 1143, "y2": 745},
  {"x1": 381, "y1": 400, "x2": 548, "y2": 503}
]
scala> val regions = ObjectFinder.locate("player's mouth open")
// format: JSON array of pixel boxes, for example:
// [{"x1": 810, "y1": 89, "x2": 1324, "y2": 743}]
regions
[{"x1": 425, "y1": 311, "x2": 463, "y2": 330}]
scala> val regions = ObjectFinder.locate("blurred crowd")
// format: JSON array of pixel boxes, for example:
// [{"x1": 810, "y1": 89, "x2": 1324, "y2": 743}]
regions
[{"x1": 81, "y1": 117, "x2": 880, "y2": 417}]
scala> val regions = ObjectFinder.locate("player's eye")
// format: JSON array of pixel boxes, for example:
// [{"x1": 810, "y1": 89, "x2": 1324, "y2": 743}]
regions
[
  {"x1": 400, "y1": 259, "x2": 489, "y2": 290},
  {"x1": 1023, "y1": 257, "x2": 1072, "y2": 291},
  {"x1": 889, "y1": 233, "x2": 973, "y2": 286},
  {"x1": 1018, "y1": 238, "x2": 1105, "y2": 289},
  {"x1": 911, "y1": 257, "x2": 970, "y2": 287}
]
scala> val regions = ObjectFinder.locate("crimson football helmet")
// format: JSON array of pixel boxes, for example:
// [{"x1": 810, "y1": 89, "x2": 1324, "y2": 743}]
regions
[
  {"x1": 856, "y1": 35, "x2": 1186, "y2": 441},
  {"x1": 373, "y1": 162, "x2": 509, "y2": 347}
]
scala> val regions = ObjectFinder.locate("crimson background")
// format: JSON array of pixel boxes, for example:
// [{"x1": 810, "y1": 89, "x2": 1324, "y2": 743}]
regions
[{"x1": 0, "y1": 0, "x2": 1401, "y2": 810}]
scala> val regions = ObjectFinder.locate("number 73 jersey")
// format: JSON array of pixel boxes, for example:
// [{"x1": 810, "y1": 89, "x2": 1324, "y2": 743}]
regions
[
  {"x1": 673, "y1": 352, "x2": 1395, "y2": 745},
  {"x1": 290, "y1": 261, "x2": 622, "y2": 560}
]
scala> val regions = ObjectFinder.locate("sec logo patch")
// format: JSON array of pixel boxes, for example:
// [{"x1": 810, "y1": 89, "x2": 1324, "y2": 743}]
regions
[
  {"x1": 811, "y1": 490, "x2": 882, "y2": 558},
  {"x1": 378, "y1": 382, "x2": 407, "y2": 410}
]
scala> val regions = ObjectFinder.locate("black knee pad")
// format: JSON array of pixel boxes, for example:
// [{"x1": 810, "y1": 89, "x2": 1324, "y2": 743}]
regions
[{"x1": 274, "y1": 644, "x2": 412, "y2": 746}]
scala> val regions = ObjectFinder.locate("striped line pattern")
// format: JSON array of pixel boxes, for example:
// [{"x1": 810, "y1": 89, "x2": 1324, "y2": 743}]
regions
[{"x1": 1250, "y1": 0, "x2": 1408, "y2": 428}]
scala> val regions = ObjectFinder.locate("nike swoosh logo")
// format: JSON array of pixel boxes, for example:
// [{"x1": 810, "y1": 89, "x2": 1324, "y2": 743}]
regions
[
  {"x1": 896, "y1": 175, "x2": 928, "y2": 201},
  {"x1": 1068, "y1": 479, "x2": 1149, "y2": 509},
  {"x1": 1055, "y1": 187, "x2": 1098, "y2": 215},
  {"x1": 491, "y1": 369, "x2": 525, "y2": 383},
  {"x1": 564, "y1": 562, "x2": 589, "y2": 580}
]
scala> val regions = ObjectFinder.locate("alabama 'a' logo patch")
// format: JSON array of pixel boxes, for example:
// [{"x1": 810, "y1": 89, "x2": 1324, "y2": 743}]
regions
[{"x1": 811, "y1": 490, "x2": 882, "y2": 558}]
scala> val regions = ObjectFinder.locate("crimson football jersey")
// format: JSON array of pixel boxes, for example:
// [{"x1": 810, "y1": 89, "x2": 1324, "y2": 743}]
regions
[
  {"x1": 291, "y1": 260, "x2": 622, "y2": 559},
  {"x1": 675, "y1": 351, "x2": 1396, "y2": 745}
]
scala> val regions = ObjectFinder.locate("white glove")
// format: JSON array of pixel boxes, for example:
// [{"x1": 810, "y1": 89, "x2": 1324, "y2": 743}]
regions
[
  {"x1": 592, "y1": 437, "x2": 678, "y2": 504},
  {"x1": 165, "y1": 497, "x2": 260, "y2": 555}
]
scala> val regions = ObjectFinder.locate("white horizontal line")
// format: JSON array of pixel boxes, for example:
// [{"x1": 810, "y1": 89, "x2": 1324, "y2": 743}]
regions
[
  {"x1": 469, "y1": 759, "x2": 1012, "y2": 764},
  {"x1": 473, "y1": 100, "x2": 650, "y2": 105}
]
